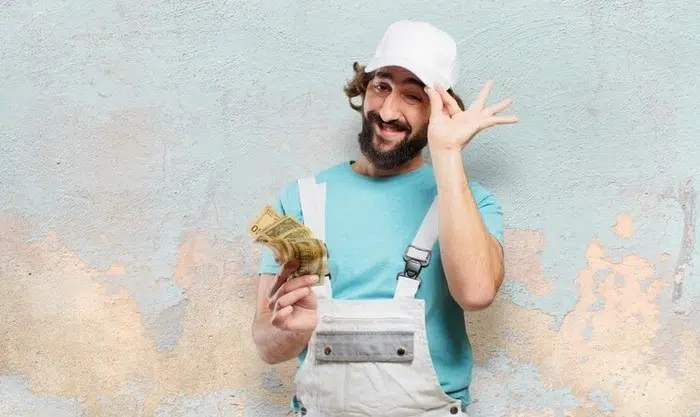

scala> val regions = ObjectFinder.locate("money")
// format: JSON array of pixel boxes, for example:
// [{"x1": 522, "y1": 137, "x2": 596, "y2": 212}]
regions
[
  {"x1": 248, "y1": 206, "x2": 282, "y2": 237},
  {"x1": 249, "y1": 205, "x2": 328, "y2": 284}
]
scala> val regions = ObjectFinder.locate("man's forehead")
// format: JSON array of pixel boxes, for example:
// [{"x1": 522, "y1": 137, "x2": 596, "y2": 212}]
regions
[{"x1": 374, "y1": 66, "x2": 425, "y2": 88}]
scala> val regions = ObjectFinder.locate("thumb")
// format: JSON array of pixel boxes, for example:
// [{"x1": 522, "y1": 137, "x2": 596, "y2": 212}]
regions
[{"x1": 424, "y1": 85, "x2": 444, "y2": 121}]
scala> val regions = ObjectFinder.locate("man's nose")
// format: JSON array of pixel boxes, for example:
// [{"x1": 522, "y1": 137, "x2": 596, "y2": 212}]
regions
[{"x1": 378, "y1": 93, "x2": 400, "y2": 122}]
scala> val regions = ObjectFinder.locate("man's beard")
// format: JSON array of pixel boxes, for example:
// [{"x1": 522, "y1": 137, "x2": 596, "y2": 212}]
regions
[{"x1": 357, "y1": 110, "x2": 428, "y2": 171}]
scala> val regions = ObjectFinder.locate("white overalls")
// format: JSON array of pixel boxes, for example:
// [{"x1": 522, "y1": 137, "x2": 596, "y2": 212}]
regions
[{"x1": 292, "y1": 177, "x2": 470, "y2": 417}]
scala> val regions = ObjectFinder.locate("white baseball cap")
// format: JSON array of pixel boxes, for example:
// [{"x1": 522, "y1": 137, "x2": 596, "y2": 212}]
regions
[{"x1": 365, "y1": 20, "x2": 460, "y2": 89}]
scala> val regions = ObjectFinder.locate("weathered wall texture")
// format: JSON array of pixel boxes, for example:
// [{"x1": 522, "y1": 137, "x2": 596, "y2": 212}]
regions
[{"x1": 1, "y1": 1, "x2": 698, "y2": 416}]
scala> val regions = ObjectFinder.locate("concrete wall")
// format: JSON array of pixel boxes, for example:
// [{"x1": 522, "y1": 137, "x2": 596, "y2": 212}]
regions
[{"x1": 1, "y1": 1, "x2": 698, "y2": 416}]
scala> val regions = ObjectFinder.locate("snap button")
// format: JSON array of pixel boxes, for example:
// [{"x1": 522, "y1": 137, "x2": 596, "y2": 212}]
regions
[
  {"x1": 323, "y1": 345, "x2": 332, "y2": 355},
  {"x1": 397, "y1": 347, "x2": 406, "y2": 356},
  {"x1": 450, "y1": 406, "x2": 458, "y2": 414}
]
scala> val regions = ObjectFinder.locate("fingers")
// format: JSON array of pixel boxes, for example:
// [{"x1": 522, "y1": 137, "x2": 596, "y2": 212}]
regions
[
  {"x1": 474, "y1": 79, "x2": 494, "y2": 108},
  {"x1": 275, "y1": 286, "x2": 313, "y2": 312},
  {"x1": 270, "y1": 305, "x2": 293, "y2": 327},
  {"x1": 480, "y1": 115, "x2": 520, "y2": 130},
  {"x1": 485, "y1": 98, "x2": 513, "y2": 115},
  {"x1": 492, "y1": 115, "x2": 520, "y2": 124},
  {"x1": 473, "y1": 80, "x2": 518, "y2": 126},
  {"x1": 283, "y1": 274, "x2": 320, "y2": 293},
  {"x1": 424, "y1": 85, "x2": 445, "y2": 121},
  {"x1": 267, "y1": 274, "x2": 285, "y2": 300},
  {"x1": 436, "y1": 86, "x2": 461, "y2": 117},
  {"x1": 267, "y1": 274, "x2": 319, "y2": 311},
  {"x1": 269, "y1": 281, "x2": 318, "y2": 329},
  {"x1": 267, "y1": 260, "x2": 299, "y2": 299}
]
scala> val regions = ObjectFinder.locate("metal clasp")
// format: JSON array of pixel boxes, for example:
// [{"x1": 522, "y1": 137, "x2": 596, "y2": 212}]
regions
[{"x1": 396, "y1": 245, "x2": 431, "y2": 281}]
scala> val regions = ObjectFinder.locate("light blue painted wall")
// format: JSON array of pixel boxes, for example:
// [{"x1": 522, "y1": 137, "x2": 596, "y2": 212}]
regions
[{"x1": 1, "y1": 1, "x2": 698, "y2": 416}]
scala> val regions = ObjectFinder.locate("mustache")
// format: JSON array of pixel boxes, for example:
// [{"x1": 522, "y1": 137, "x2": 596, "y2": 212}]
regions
[{"x1": 366, "y1": 111, "x2": 411, "y2": 134}]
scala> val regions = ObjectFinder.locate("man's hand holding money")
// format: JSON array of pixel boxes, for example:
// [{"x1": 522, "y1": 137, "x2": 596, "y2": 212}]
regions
[
  {"x1": 249, "y1": 205, "x2": 328, "y2": 284},
  {"x1": 266, "y1": 259, "x2": 319, "y2": 332}
]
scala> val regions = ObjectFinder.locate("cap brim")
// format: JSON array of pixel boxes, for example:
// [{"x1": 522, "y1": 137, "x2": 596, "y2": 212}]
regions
[{"x1": 364, "y1": 55, "x2": 450, "y2": 89}]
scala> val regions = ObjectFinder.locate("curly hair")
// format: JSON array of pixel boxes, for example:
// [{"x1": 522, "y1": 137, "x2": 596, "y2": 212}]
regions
[{"x1": 343, "y1": 61, "x2": 465, "y2": 112}]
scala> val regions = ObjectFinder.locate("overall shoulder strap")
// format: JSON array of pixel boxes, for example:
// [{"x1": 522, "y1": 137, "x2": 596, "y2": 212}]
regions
[
  {"x1": 394, "y1": 196, "x2": 439, "y2": 298},
  {"x1": 297, "y1": 177, "x2": 326, "y2": 241},
  {"x1": 297, "y1": 176, "x2": 332, "y2": 299}
]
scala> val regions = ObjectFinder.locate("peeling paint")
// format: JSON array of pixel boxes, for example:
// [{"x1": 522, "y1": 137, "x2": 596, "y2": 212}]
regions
[
  {"x1": 0, "y1": 375, "x2": 85, "y2": 417},
  {"x1": 1, "y1": 0, "x2": 699, "y2": 415},
  {"x1": 154, "y1": 390, "x2": 242, "y2": 417},
  {"x1": 670, "y1": 180, "x2": 696, "y2": 303},
  {"x1": 586, "y1": 295, "x2": 605, "y2": 311},
  {"x1": 587, "y1": 389, "x2": 615, "y2": 412},
  {"x1": 243, "y1": 396, "x2": 293, "y2": 417},
  {"x1": 261, "y1": 370, "x2": 284, "y2": 393},
  {"x1": 500, "y1": 229, "x2": 578, "y2": 330},
  {"x1": 0, "y1": 217, "x2": 296, "y2": 415},
  {"x1": 580, "y1": 324, "x2": 593, "y2": 340},
  {"x1": 469, "y1": 350, "x2": 580, "y2": 416},
  {"x1": 148, "y1": 298, "x2": 190, "y2": 352},
  {"x1": 469, "y1": 233, "x2": 700, "y2": 416},
  {"x1": 613, "y1": 213, "x2": 634, "y2": 239},
  {"x1": 503, "y1": 229, "x2": 553, "y2": 297}
]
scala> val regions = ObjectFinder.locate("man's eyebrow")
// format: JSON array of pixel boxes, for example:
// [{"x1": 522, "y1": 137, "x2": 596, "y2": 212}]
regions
[
  {"x1": 405, "y1": 77, "x2": 425, "y2": 88},
  {"x1": 375, "y1": 71, "x2": 425, "y2": 88},
  {"x1": 374, "y1": 71, "x2": 392, "y2": 81}
]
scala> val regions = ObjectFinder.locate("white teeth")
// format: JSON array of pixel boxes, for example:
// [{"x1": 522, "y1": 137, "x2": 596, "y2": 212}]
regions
[{"x1": 376, "y1": 122, "x2": 404, "y2": 134}]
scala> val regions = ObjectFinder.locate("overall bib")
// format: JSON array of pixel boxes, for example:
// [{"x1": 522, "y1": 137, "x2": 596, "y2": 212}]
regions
[{"x1": 292, "y1": 177, "x2": 470, "y2": 417}]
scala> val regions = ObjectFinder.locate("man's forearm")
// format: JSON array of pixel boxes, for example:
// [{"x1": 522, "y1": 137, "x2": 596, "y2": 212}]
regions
[
  {"x1": 252, "y1": 312, "x2": 312, "y2": 364},
  {"x1": 430, "y1": 148, "x2": 504, "y2": 311}
]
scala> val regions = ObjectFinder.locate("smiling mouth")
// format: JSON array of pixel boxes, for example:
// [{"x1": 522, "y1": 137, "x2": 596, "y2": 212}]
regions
[{"x1": 375, "y1": 122, "x2": 407, "y2": 140}]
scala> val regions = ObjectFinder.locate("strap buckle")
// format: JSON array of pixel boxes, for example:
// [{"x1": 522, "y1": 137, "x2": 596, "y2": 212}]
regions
[{"x1": 396, "y1": 245, "x2": 431, "y2": 281}]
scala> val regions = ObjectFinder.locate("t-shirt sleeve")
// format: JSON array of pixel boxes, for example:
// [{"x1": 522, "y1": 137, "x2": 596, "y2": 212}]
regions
[{"x1": 470, "y1": 181, "x2": 504, "y2": 246}]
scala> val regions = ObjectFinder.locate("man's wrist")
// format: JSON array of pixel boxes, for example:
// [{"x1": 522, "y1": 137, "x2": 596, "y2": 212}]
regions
[
  {"x1": 429, "y1": 146, "x2": 469, "y2": 189},
  {"x1": 429, "y1": 146, "x2": 462, "y2": 162}
]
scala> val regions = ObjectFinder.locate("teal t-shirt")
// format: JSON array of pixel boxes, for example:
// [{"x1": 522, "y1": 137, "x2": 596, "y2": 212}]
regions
[{"x1": 259, "y1": 161, "x2": 504, "y2": 409}]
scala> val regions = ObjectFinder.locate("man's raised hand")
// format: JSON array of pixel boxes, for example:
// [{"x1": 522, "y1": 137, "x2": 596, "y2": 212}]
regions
[{"x1": 425, "y1": 80, "x2": 519, "y2": 152}]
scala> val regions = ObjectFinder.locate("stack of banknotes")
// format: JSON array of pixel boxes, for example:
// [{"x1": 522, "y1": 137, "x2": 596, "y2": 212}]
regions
[{"x1": 248, "y1": 206, "x2": 328, "y2": 284}]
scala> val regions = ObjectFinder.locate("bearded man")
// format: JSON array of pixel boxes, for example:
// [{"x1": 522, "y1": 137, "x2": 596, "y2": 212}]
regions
[{"x1": 252, "y1": 20, "x2": 519, "y2": 417}]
